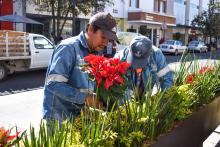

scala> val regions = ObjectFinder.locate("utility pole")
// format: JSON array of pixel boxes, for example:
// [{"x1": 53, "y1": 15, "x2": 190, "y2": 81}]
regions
[
  {"x1": 185, "y1": 0, "x2": 190, "y2": 45},
  {"x1": 209, "y1": 0, "x2": 214, "y2": 50},
  {"x1": 72, "y1": 0, "x2": 76, "y2": 36},
  {"x1": 199, "y1": 0, "x2": 203, "y2": 15}
]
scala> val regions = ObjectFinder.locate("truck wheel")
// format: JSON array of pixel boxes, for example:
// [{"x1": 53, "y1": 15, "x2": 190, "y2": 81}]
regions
[
  {"x1": 0, "y1": 64, "x2": 8, "y2": 80},
  {"x1": 175, "y1": 50, "x2": 178, "y2": 56}
]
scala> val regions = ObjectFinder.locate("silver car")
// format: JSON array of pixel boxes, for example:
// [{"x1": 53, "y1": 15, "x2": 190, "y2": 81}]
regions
[
  {"x1": 188, "y1": 41, "x2": 208, "y2": 53},
  {"x1": 159, "y1": 40, "x2": 187, "y2": 56}
]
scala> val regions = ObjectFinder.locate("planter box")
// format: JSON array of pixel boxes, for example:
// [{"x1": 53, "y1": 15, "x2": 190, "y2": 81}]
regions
[{"x1": 151, "y1": 94, "x2": 220, "y2": 147}]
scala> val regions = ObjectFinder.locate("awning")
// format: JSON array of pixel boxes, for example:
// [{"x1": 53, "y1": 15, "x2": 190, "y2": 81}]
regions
[
  {"x1": 128, "y1": 20, "x2": 176, "y2": 27},
  {"x1": 0, "y1": 14, "x2": 43, "y2": 25}
]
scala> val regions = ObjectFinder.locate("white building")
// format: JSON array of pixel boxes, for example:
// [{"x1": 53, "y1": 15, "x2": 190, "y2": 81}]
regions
[
  {"x1": 126, "y1": 0, "x2": 176, "y2": 46},
  {"x1": 174, "y1": 0, "x2": 209, "y2": 44},
  {"x1": 13, "y1": 0, "x2": 210, "y2": 45},
  {"x1": 104, "y1": 0, "x2": 129, "y2": 32}
]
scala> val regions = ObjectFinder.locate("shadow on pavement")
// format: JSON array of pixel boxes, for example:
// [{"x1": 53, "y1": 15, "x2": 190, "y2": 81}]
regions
[{"x1": 0, "y1": 69, "x2": 47, "y2": 96}]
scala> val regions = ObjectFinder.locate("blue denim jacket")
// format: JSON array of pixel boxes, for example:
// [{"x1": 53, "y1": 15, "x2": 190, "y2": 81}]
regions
[
  {"x1": 43, "y1": 32, "x2": 96, "y2": 121},
  {"x1": 115, "y1": 46, "x2": 173, "y2": 93}
]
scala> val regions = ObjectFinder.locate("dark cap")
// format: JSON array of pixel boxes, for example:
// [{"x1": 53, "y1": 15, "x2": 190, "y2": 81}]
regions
[
  {"x1": 127, "y1": 36, "x2": 153, "y2": 68},
  {"x1": 89, "y1": 12, "x2": 119, "y2": 43}
]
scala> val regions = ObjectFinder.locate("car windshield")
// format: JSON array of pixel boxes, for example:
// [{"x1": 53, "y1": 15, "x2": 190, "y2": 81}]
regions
[
  {"x1": 189, "y1": 41, "x2": 199, "y2": 46},
  {"x1": 164, "y1": 40, "x2": 175, "y2": 45}
]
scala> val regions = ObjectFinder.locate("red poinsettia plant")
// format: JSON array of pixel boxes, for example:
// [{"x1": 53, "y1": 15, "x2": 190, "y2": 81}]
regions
[
  {"x1": 0, "y1": 126, "x2": 22, "y2": 147},
  {"x1": 185, "y1": 66, "x2": 214, "y2": 84},
  {"x1": 83, "y1": 54, "x2": 130, "y2": 107}
]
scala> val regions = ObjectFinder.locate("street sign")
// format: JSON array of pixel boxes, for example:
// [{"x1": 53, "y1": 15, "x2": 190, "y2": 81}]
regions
[{"x1": 161, "y1": 22, "x2": 167, "y2": 30}]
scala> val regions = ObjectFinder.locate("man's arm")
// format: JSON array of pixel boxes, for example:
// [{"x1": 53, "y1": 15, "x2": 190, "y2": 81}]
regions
[
  {"x1": 155, "y1": 49, "x2": 174, "y2": 90},
  {"x1": 45, "y1": 44, "x2": 103, "y2": 108},
  {"x1": 45, "y1": 44, "x2": 88, "y2": 104}
]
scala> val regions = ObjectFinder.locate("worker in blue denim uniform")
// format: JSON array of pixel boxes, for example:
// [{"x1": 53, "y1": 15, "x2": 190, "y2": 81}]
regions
[
  {"x1": 115, "y1": 36, "x2": 173, "y2": 99},
  {"x1": 43, "y1": 12, "x2": 119, "y2": 121}
]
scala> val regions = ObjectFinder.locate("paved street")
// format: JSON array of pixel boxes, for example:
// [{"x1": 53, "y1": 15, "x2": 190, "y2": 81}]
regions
[
  {"x1": 0, "y1": 69, "x2": 46, "y2": 96},
  {"x1": 0, "y1": 50, "x2": 220, "y2": 96}
]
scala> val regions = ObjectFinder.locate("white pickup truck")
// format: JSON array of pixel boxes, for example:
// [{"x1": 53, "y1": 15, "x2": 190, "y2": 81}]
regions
[{"x1": 0, "y1": 30, "x2": 54, "y2": 80}]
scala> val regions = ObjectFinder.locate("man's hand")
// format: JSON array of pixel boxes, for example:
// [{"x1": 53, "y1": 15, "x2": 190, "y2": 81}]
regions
[{"x1": 85, "y1": 95, "x2": 104, "y2": 109}]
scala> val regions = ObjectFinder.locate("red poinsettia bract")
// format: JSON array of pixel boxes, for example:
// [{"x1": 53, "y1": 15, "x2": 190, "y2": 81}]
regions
[
  {"x1": 0, "y1": 127, "x2": 20, "y2": 146},
  {"x1": 186, "y1": 74, "x2": 194, "y2": 84},
  {"x1": 185, "y1": 66, "x2": 214, "y2": 84},
  {"x1": 84, "y1": 54, "x2": 130, "y2": 90},
  {"x1": 199, "y1": 66, "x2": 214, "y2": 74}
]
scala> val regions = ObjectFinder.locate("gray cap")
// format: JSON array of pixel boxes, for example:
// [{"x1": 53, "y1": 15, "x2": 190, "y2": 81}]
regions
[
  {"x1": 127, "y1": 36, "x2": 153, "y2": 68},
  {"x1": 89, "y1": 12, "x2": 119, "y2": 43}
]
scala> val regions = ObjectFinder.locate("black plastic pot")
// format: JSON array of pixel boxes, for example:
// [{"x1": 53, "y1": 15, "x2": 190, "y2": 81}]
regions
[{"x1": 151, "y1": 94, "x2": 220, "y2": 147}]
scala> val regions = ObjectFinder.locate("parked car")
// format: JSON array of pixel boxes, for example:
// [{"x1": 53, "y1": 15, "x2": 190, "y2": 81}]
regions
[
  {"x1": 188, "y1": 41, "x2": 208, "y2": 53},
  {"x1": 159, "y1": 40, "x2": 187, "y2": 55},
  {"x1": 0, "y1": 30, "x2": 55, "y2": 80}
]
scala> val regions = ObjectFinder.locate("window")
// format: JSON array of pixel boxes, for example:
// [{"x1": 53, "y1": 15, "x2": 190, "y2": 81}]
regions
[
  {"x1": 177, "y1": 41, "x2": 182, "y2": 46},
  {"x1": 189, "y1": 41, "x2": 199, "y2": 46},
  {"x1": 160, "y1": 0, "x2": 167, "y2": 13},
  {"x1": 130, "y1": 0, "x2": 139, "y2": 8},
  {"x1": 175, "y1": 0, "x2": 184, "y2": 4},
  {"x1": 154, "y1": 0, "x2": 167, "y2": 13},
  {"x1": 165, "y1": 40, "x2": 175, "y2": 45},
  {"x1": 33, "y1": 37, "x2": 54, "y2": 49},
  {"x1": 154, "y1": 0, "x2": 160, "y2": 12},
  {"x1": 200, "y1": 42, "x2": 205, "y2": 46}
]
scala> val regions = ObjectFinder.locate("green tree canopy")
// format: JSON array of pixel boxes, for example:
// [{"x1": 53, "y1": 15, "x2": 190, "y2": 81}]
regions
[{"x1": 31, "y1": 0, "x2": 113, "y2": 43}]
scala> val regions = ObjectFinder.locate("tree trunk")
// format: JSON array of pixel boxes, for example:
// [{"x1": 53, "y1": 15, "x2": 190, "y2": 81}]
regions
[
  {"x1": 209, "y1": 34, "x2": 212, "y2": 51},
  {"x1": 72, "y1": 0, "x2": 76, "y2": 36},
  {"x1": 59, "y1": 8, "x2": 70, "y2": 37},
  {"x1": 55, "y1": 0, "x2": 61, "y2": 44},
  {"x1": 51, "y1": 0, "x2": 56, "y2": 43}
]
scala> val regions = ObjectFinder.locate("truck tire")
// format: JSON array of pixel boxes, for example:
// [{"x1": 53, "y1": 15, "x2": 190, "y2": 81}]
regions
[
  {"x1": 199, "y1": 49, "x2": 202, "y2": 53},
  {"x1": 0, "y1": 64, "x2": 8, "y2": 80},
  {"x1": 175, "y1": 50, "x2": 178, "y2": 56}
]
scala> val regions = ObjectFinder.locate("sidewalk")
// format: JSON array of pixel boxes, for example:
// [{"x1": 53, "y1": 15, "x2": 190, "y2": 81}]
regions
[
  {"x1": 0, "y1": 88, "x2": 44, "y2": 130},
  {"x1": 0, "y1": 59, "x2": 219, "y2": 131}
]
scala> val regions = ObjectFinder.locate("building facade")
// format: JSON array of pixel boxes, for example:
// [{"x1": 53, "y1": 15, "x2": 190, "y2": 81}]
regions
[
  {"x1": 11, "y1": 0, "x2": 129, "y2": 41},
  {"x1": 127, "y1": 0, "x2": 176, "y2": 46},
  {"x1": 174, "y1": 0, "x2": 209, "y2": 44},
  {"x1": 1, "y1": 0, "x2": 211, "y2": 45},
  {"x1": 104, "y1": 0, "x2": 129, "y2": 32}
]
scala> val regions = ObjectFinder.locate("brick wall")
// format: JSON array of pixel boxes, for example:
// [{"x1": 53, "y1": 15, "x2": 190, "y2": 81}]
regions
[{"x1": 128, "y1": 12, "x2": 176, "y2": 25}]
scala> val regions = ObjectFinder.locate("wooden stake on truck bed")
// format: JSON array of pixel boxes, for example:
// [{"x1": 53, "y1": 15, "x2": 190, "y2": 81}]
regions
[{"x1": 0, "y1": 30, "x2": 30, "y2": 58}]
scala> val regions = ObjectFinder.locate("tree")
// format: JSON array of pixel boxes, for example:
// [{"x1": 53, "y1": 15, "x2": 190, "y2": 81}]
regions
[
  {"x1": 191, "y1": 0, "x2": 220, "y2": 50},
  {"x1": 31, "y1": 0, "x2": 113, "y2": 44}
]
